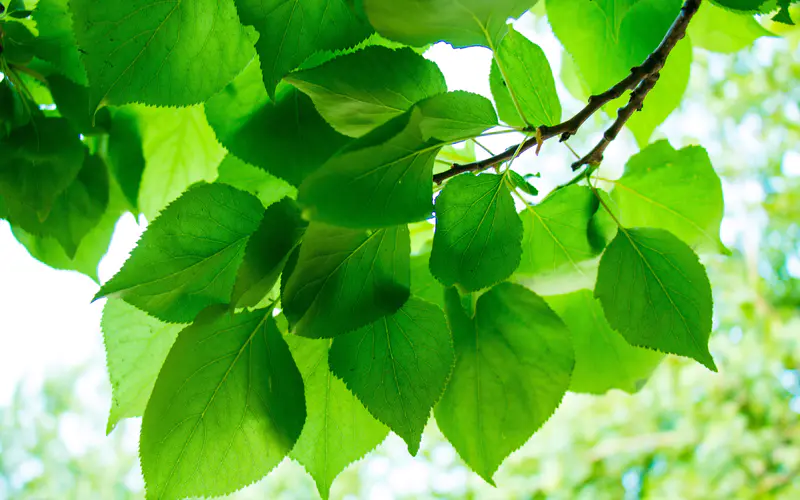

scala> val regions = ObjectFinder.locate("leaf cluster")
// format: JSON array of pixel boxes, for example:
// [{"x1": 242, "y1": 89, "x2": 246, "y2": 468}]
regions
[{"x1": 0, "y1": 0, "x2": 781, "y2": 498}]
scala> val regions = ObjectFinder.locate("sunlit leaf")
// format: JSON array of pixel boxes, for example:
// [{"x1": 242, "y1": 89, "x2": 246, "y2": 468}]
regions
[
  {"x1": 518, "y1": 185, "x2": 600, "y2": 276},
  {"x1": 491, "y1": 26, "x2": 561, "y2": 127},
  {"x1": 102, "y1": 299, "x2": 183, "y2": 434},
  {"x1": 363, "y1": 0, "x2": 532, "y2": 48},
  {"x1": 287, "y1": 335, "x2": 388, "y2": 500},
  {"x1": 231, "y1": 198, "x2": 307, "y2": 308},
  {"x1": 546, "y1": 290, "x2": 663, "y2": 394},
  {"x1": 329, "y1": 298, "x2": 454, "y2": 454},
  {"x1": 70, "y1": 0, "x2": 254, "y2": 108},
  {"x1": 595, "y1": 228, "x2": 717, "y2": 371},
  {"x1": 95, "y1": 183, "x2": 264, "y2": 323},
  {"x1": 282, "y1": 223, "x2": 410, "y2": 338},
  {"x1": 234, "y1": 0, "x2": 372, "y2": 96},
  {"x1": 205, "y1": 60, "x2": 350, "y2": 187},
  {"x1": 141, "y1": 308, "x2": 305, "y2": 500},
  {"x1": 435, "y1": 284, "x2": 573, "y2": 483},
  {"x1": 286, "y1": 46, "x2": 446, "y2": 137},
  {"x1": 430, "y1": 173, "x2": 522, "y2": 291},
  {"x1": 611, "y1": 141, "x2": 728, "y2": 254}
]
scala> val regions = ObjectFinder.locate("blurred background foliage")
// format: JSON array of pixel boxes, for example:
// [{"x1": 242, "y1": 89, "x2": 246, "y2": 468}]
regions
[{"x1": 2, "y1": 9, "x2": 800, "y2": 500}]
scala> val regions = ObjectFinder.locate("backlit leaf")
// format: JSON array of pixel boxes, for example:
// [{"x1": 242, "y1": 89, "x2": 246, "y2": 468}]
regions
[
  {"x1": 610, "y1": 141, "x2": 727, "y2": 254},
  {"x1": 136, "y1": 105, "x2": 225, "y2": 219},
  {"x1": 329, "y1": 298, "x2": 454, "y2": 454},
  {"x1": 410, "y1": 253, "x2": 445, "y2": 309},
  {"x1": 205, "y1": 60, "x2": 350, "y2": 187},
  {"x1": 690, "y1": 2, "x2": 773, "y2": 53},
  {"x1": 363, "y1": 0, "x2": 532, "y2": 48},
  {"x1": 141, "y1": 308, "x2": 305, "y2": 500},
  {"x1": 70, "y1": 0, "x2": 254, "y2": 108},
  {"x1": 435, "y1": 283, "x2": 573, "y2": 483},
  {"x1": 282, "y1": 223, "x2": 410, "y2": 338},
  {"x1": 287, "y1": 335, "x2": 388, "y2": 500},
  {"x1": 546, "y1": 290, "x2": 663, "y2": 394},
  {"x1": 234, "y1": 0, "x2": 372, "y2": 96},
  {"x1": 546, "y1": 0, "x2": 690, "y2": 144},
  {"x1": 415, "y1": 91, "x2": 498, "y2": 142},
  {"x1": 491, "y1": 27, "x2": 561, "y2": 127},
  {"x1": 430, "y1": 173, "x2": 522, "y2": 291},
  {"x1": 102, "y1": 298, "x2": 183, "y2": 434},
  {"x1": 215, "y1": 155, "x2": 296, "y2": 209},
  {"x1": 299, "y1": 92, "x2": 496, "y2": 228},
  {"x1": 517, "y1": 185, "x2": 600, "y2": 276},
  {"x1": 231, "y1": 198, "x2": 307, "y2": 308},
  {"x1": 595, "y1": 227, "x2": 717, "y2": 371},
  {"x1": 286, "y1": 46, "x2": 447, "y2": 137},
  {"x1": 95, "y1": 183, "x2": 264, "y2": 323}
]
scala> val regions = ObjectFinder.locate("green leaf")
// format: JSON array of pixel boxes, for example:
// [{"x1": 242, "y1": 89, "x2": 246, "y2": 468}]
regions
[
  {"x1": 414, "y1": 91, "x2": 498, "y2": 142},
  {"x1": 287, "y1": 335, "x2": 388, "y2": 500},
  {"x1": 32, "y1": 0, "x2": 87, "y2": 85},
  {"x1": 690, "y1": 2, "x2": 773, "y2": 53},
  {"x1": 490, "y1": 26, "x2": 561, "y2": 127},
  {"x1": 771, "y1": 0, "x2": 795, "y2": 24},
  {"x1": 545, "y1": 290, "x2": 663, "y2": 394},
  {"x1": 234, "y1": 0, "x2": 372, "y2": 96},
  {"x1": 286, "y1": 46, "x2": 447, "y2": 137},
  {"x1": 712, "y1": 0, "x2": 767, "y2": 10},
  {"x1": 70, "y1": 0, "x2": 254, "y2": 109},
  {"x1": 0, "y1": 19, "x2": 35, "y2": 65},
  {"x1": 610, "y1": 141, "x2": 727, "y2": 254},
  {"x1": 8, "y1": 171, "x2": 126, "y2": 282},
  {"x1": 106, "y1": 108, "x2": 146, "y2": 211},
  {"x1": 595, "y1": 227, "x2": 717, "y2": 371},
  {"x1": 9, "y1": 208, "x2": 118, "y2": 282},
  {"x1": 0, "y1": 79, "x2": 29, "y2": 133},
  {"x1": 45, "y1": 76, "x2": 107, "y2": 135},
  {"x1": 297, "y1": 111, "x2": 436, "y2": 228},
  {"x1": 299, "y1": 92, "x2": 497, "y2": 228},
  {"x1": 507, "y1": 171, "x2": 539, "y2": 196},
  {"x1": 232, "y1": 198, "x2": 307, "y2": 308},
  {"x1": 363, "y1": 0, "x2": 532, "y2": 48},
  {"x1": 10, "y1": 153, "x2": 109, "y2": 258},
  {"x1": 430, "y1": 173, "x2": 522, "y2": 291},
  {"x1": 435, "y1": 283, "x2": 573, "y2": 483},
  {"x1": 517, "y1": 185, "x2": 600, "y2": 276},
  {"x1": 410, "y1": 253, "x2": 445, "y2": 309},
  {"x1": 329, "y1": 298, "x2": 454, "y2": 454},
  {"x1": 490, "y1": 63, "x2": 524, "y2": 128},
  {"x1": 136, "y1": 105, "x2": 225, "y2": 219},
  {"x1": 282, "y1": 223, "x2": 411, "y2": 338},
  {"x1": 102, "y1": 298, "x2": 183, "y2": 434},
  {"x1": 205, "y1": 60, "x2": 350, "y2": 187},
  {"x1": 95, "y1": 183, "x2": 264, "y2": 323},
  {"x1": 141, "y1": 308, "x2": 305, "y2": 500},
  {"x1": 0, "y1": 117, "x2": 84, "y2": 219},
  {"x1": 6, "y1": 0, "x2": 28, "y2": 13},
  {"x1": 215, "y1": 154, "x2": 296, "y2": 208},
  {"x1": 546, "y1": 0, "x2": 690, "y2": 144}
]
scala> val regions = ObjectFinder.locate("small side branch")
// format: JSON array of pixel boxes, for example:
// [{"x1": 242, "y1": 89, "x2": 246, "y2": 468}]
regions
[{"x1": 432, "y1": 0, "x2": 702, "y2": 185}]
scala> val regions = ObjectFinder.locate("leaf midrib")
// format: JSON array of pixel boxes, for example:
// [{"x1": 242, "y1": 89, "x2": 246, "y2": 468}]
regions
[{"x1": 157, "y1": 311, "x2": 271, "y2": 498}]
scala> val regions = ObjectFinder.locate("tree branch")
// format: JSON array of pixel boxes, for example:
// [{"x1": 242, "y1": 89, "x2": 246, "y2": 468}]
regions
[{"x1": 432, "y1": 0, "x2": 702, "y2": 185}]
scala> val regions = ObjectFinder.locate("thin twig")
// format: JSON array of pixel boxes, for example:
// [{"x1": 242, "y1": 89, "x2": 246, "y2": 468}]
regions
[
  {"x1": 571, "y1": 72, "x2": 660, "y2": 171},
  {"x1": 432, "y1": 0, "x2": 702, "y2": 185}
]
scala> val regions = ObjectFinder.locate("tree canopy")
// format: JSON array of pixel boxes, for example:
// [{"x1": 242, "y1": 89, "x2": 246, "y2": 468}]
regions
[{"x1": 0, "y1": 0, "x2": 797, "y2": 499}]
